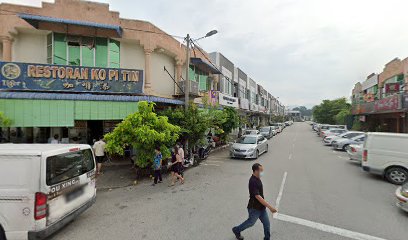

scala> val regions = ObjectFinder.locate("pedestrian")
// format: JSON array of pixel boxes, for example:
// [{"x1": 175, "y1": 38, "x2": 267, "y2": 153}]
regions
[
  {"x1": 168, "y1": 145, "x2": 184, "y2": 186},
  {"x1": 50, "y1": 134, "x2": 59, "y2": 144},
  {"x1": 152, "y1": 146, "x2": 163, "y2": 186},
  {"x1": 232, "y1": 163, "x2": 277, "y2": 240},
  {"x1": 177, "y1": 142, "x2": 185, "y2": 162},
  {"x1": 93, "y1": 136, "x2": 106, "y2": 175}
]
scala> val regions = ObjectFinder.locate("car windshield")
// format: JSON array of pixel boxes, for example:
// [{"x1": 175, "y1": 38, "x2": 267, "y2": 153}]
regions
[
  {"x1": 245, "y1": 130, "x2": 257, "y2": 135},
  {"x1": 351, "y1": 135, "x2": 365, "y2": 141},
  {"x1": 238, "y1": 136, "x2": 257, "y2": 144},
  {"x1": 260, "y1": 127, "x2": 269, "y2": 132}
]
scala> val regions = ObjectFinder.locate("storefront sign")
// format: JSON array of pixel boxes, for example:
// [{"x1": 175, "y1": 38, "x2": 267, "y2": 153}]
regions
[
  {"x1": 239, "y1": 98, "x2": 249, "y2": 110},
  {"x1": 218, "y1": 92, "x2": 239, "y2": 108},
  {"x1": 0, "y1": 61, "x2": 144, "y2": 94},
  {"x1": 351, "y1": 102, "x2": 375, "y2": 115},
  {"x1": 374, "y1": 94, "x2": 401, "y2": 112}
]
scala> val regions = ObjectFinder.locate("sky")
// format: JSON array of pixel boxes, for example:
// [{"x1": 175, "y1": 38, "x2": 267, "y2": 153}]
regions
[{"x1": 2, "y1": 0, "x2": 408, "y2": 108}]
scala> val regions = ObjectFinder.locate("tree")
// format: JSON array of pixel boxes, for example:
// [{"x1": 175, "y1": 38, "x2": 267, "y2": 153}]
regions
[
  {"x1": 0, "y1": 112, "x2": 11, "y2": 127},
  {"x1": 104, "y1": 101, "x2": 180, "y2": 168},
  {"x1": 219, "y1": 107, "x2": 239, "y2": 142},
  {"x1": 335, "y1": 109, "x2": 351, "y2": 125},
  {"x1": 313, "y1": 98, "x2": 351, "y2": 124}
]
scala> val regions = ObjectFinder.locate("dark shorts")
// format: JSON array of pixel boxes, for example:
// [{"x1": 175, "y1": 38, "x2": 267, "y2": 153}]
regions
[
  {"x1": 171, "y1": 162, "x2": 183, "y2": 174},
  {"x1": 96, "y1": 156, "x2": 106, "y2": 163}
]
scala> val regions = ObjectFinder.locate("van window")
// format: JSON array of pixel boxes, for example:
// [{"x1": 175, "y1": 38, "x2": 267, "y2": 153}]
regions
[{"x1": 46, "y1": 149, "x2": 94, "y2": 185}]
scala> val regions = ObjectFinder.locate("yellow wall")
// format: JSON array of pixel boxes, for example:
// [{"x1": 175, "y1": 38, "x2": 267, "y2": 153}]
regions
[
  {"x1": 120, "y1": 40, "x2": 145, "y2": 70},
  {"x1": 12, "y1": 31, "x2": 48, "y2": 64},
  {"x1": 151, "y1": 51, "x2": 175, "y2": 97}
]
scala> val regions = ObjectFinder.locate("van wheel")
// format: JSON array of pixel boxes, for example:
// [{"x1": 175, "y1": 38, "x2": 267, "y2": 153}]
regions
[
  {"x1": 0, "y1": 224, "x2": 6, "y2": 240},
  {"x1": 255, "y1": 150, "x2": 259, "y2": 159},
  {"x1": 385, "y1": 167, "x2": 408, "y2": 185},
  {"x1": 342, "y1": 144, "x2": 349, "y2": 151},
  {"x1": 265, "y1": 145, "x2": 269, "y2": 153}
]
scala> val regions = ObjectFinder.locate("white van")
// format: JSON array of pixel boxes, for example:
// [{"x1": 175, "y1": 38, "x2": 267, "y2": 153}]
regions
[
  {"x1": 362, "y1": 133, "x2": 408, "y2": 185},
  {"x1": 0, "y1": 144, "x2": 97, "y2": 240}
]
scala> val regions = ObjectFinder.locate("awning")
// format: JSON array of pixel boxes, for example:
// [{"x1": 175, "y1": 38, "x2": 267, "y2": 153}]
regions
[
  {"x1": 18, "y1": 14, "x2": 123, "y2": 37},
  {"x1": 0, "y1": 92, "x2": 184, "y2": 105},
  {"x1": 190, "y1": 58, "x2": 221, "y2": 74}
]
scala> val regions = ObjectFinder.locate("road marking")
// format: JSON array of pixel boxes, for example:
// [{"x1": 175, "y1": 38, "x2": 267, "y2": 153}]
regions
[
  {"x1": 275, "y1": 213, "x2": 387, "y2": 240},
  {"x1": 275, "y1": 171, "x2": 288, "y2": 212},
  {"x1": 201, "y1": 163, "x2": 220, "y2": 167},
  {"x1": 337, "y1": 155, "x2": 348, "y2": 160},
  {"x1": 288, "y1": 154, "x2": 292, "y2": 160}
]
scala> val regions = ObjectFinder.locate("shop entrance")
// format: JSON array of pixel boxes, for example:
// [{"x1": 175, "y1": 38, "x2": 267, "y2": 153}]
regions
[{"x1": 88, "y1": 120, "x2": 104, "y2": 144}]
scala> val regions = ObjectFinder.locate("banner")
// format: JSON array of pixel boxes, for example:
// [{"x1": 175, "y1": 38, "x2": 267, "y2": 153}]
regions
[
  {"x1": 218, "y1": 92, "x2": 239, "y2": 108},
  {"x1": 0, "y1": 61, "x2": 144, "y2": 94}
]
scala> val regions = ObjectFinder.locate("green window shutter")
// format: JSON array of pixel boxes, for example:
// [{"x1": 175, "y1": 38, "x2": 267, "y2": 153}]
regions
[
  {"x1": 82, "y1": 37, "x2": 95, "y2": 67},
  {"x1": 53, "y1": 33, "x2": 67, "y2": 65},
  {"x1": 68, "y1": 45, "x2": 80, "y2": 66},
  {"x1": 95, "y1": 38, "x2": 108, "y2": 67},
  {"x1": 74, "y1": 101, "x2": 138, "y2": 120},
  {"x1": 189, "y1": 66, "x2": 195, "y2": 81},
  {"x1": 199, "y1": 74, "x2": 207, "y2": 91},
  {"x1": 109, "y1": 39, "x2": 120, "y2": 68}
]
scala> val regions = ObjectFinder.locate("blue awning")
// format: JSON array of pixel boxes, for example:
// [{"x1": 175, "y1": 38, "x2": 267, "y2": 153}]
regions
[
  {"x1": 19, "y1": 14, "x2": 122, "y2": 37},
  {"x1": 190, "y1": 58, "x2": 221, "y2": 74},
  {"x1": 0, "y1": 92, "x2": 184, "y2": 105}
]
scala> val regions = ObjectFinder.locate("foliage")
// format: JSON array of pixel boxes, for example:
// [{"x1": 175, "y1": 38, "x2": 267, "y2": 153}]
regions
[
  {"x1": 312, "y1": 98, "x2": 351, "y2": 124},
  {"x1": 351, "y1": 118, "x2": 362, "y2": 131},
  {"x1": 104, "y1": 101, "x2": 180, "y2": 168},
  {"x1": 335, "y1": 108, "x2": 351, "y2": 125},
  {"x1": 270, "y1": 115, "x2": 285, "y2": 123},
  {"x1": 219, "y1": 107, "x2": 239, "y2": 142},
  {"x1": 0, "y1": 112, "x2": 11, "y2": 127}
]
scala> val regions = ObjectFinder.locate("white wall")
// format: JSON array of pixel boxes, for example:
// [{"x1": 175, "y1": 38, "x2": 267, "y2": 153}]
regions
[
  {"x1": 120, "y1": 41, "x2": 145, "y2": 70},
  {"x1": 151, "y1": 51, "x2": 175, "y2": 97},
  {"x1": 13, "y1": 31, "x2": 47, "y2": 63}
]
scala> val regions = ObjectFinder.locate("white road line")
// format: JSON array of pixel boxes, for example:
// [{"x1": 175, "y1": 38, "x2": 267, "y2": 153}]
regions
[
  {"x1": 275, "y1": 213, "x2": 388, "y2": 240},
  {"x1": 201, "y1": 163, "x2": 220, "y2": 167},
  {"x1": 274, "y1": 171, "x2": 288, "y2": 213},
  {"x1": 337, "y1": 155, "x2": 348, "y2": 160}
]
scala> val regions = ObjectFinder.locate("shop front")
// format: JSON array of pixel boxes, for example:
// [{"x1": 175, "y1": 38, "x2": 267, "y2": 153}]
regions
[{"x1": 0, "y1": 61, "x2": 183, "y2": 143}]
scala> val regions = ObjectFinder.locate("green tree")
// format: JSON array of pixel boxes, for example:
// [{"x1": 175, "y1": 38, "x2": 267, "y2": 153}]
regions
[
  {"x1": 0, "y1": 112, "x2": 11, "y2": 127},
  {"x1": 104, "y1": 101, "x2": 180, "y2": 168},
  {"x1": 219, "y1": 107, "x2": 239, "y2": 142},
  {"x1": 335, "y1": 108, "x2": 351, "y2": 125},
  {"x1": 313, "y1": 98, "x2": 351, "y2": 124},
  {"x1": 292, "y1": 106, "x2": 313, "y2": 116}
]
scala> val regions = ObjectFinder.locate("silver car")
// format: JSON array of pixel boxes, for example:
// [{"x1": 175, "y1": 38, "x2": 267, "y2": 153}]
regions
[
  {"x1": 230, "y1": 135, "x2": 269, "y2": 159},
  {"x1": 332, "y1": 134, "x2": 365, "y2": 151},
  {"x1": 259, "y1": 126, "x2": 274, "y2": 139},
  {"x1": 346, "y1": 144, "x2": 363, "y2": 162},
  {"x1": 323, "y1": 131, "x2": 364, "y2": 145},
  {"x1": 243, "y1": 129, "x2": 259, "y2": 136}
]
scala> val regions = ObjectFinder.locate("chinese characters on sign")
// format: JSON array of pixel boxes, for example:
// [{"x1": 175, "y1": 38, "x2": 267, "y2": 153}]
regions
[{"x1": 0, "y1": 61, "x2": 144, "y2": 94}]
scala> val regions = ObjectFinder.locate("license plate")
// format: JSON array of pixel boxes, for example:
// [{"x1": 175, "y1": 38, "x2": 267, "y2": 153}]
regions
[{"x1": 65, "y1": 187, "x2": 84, "y2": 203}]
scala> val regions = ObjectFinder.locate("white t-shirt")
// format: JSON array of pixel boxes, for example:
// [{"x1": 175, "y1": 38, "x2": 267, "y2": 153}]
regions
[
  {"x1": 50, "y1": 139, "x2": 59, "y2": 144},
  {"x1": 178, "y1": 147, "x2": 184, "y2": 160},
  {"x1": 93, "y1": 140, "x2": 106, "y2": 157}
]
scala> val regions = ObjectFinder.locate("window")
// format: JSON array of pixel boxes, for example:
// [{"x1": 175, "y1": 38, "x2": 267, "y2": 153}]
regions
[
  {"x1": 47, "y1": 33, "x2": 120, "y2": 68},
  {"x1": 46, "y1": 149, "x2": 95, "y2": 185}
]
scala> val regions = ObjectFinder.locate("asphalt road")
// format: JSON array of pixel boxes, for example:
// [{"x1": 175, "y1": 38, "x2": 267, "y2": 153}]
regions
[{"x1": 50, "y1": 123, "x2": 408, "y2": 240}]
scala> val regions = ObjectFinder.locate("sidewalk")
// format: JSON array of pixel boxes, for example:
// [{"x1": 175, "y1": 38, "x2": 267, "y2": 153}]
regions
[{"x1": 96, "y1": 144, "x2": 230, "y2": 191}]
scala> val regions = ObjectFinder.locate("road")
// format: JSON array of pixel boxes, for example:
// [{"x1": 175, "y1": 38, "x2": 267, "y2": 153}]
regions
[{"x1": 50, "y1": 123, "x2": 408, "y2": 240}]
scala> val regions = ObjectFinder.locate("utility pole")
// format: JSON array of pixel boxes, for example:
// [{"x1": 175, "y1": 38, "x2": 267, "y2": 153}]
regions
[{"x1": 185, "y1": 34, "x2": 191, "y2": 109}]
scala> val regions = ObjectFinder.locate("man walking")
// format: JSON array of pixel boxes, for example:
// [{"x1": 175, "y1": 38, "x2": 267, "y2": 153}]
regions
[
  {"x1": 232, "y1": 163, "x2": 277, "y2": 240},
  {"x1": 93, "y1": 136, "x2": 106, "y2": 175},
  {"x1": 152, "y1": 146, "x2": 163, "y2": 185}
]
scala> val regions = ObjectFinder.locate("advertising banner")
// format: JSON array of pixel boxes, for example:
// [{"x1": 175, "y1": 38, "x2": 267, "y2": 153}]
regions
[
  {"x1": 374, "y1": 94, "x2": 401, "y2": 112},
  {"x1": 0, "y1": 61, "x2": 144, "y2": 94},
  {"x1": 239, "y1": 98, "x2": 249, "y2": 110}
]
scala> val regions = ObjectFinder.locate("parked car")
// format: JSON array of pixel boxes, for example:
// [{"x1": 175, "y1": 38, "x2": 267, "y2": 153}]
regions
[
  {"x1": 230, "y1": 135, "x2": 268, "y2": 159},
  {"x1": 0, "y1": 144, "x2": 96, "y2": 240},
  {"x1": 362, "y1": 132, "x2": 408, "y2": 185},
  {"x1": 395, "y1": 182, "x2": 408, "y2": 212},
  {"x1": 270, "y1": 123, "x2": 282, "y2": 133},
  {"x1": 270, "y1": 126, "x2": 278, "y2": 136},
  {"x1": 243, "y1": 129, "x2": 259, "y2": 136},
  {"x1": 321, "y1": 128, "x2": 348, "y2": 138},
  {"x1": 346, "y1": 144, "x2": 363, "y2": 162},
  {"x1": 259, "y1": 126, "x2": 274, "y2": 139},
  {"x1": 332, "y1": 134, "x2": 365, "y2": 151},
  {"x1": 323, "y1": 131, "x2": 364, "y2": 145}
]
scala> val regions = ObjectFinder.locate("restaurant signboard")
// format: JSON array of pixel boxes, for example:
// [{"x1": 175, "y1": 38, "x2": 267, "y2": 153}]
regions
[{"x1": 0, "y1": 61, "x2": 144, "y2": 94}]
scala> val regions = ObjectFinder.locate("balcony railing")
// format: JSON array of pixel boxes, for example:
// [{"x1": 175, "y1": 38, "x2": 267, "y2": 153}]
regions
[{"x1": 178, "y1": 80, "x2": 199, "y2": 96}]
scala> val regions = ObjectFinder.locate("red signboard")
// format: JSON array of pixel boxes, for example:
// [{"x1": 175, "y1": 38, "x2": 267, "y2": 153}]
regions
[{"x1": 374, "y1": 94, "x2": 400, "y2": 112}]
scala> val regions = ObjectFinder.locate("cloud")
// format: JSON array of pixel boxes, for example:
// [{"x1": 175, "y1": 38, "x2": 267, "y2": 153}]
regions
[{"x1": 3, "y1": 0, "x2": 408, "y2": 107}]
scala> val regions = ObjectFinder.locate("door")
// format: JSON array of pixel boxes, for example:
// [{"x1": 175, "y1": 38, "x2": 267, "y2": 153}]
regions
[{"x1": 88, "y1": 120, "x2": 103, "y2": 145}]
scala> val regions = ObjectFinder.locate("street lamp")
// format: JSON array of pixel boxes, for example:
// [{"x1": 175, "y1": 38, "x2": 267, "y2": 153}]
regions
[{"x1": 184, "y1": 30, "x2": 218, "y2": 109}]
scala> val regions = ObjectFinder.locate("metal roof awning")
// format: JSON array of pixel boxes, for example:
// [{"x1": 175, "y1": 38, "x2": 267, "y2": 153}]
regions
[
  {"x1": 0, "y1": 92, "x2": 184, "y2": 105},
  {"x1": 18, "y1": 14, "x2": 123, "y2": 37},
  {"x1": 190, "y1": 58, "x2": 221, "y2": 74}
]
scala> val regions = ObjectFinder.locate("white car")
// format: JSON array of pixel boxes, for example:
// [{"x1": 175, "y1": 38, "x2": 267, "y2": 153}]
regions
[
  {"x1": 321, "y1": 128, "x2": 348, "y2": 139},
  {"x1": 362, "y1": 132, "x2": 408, "y2": 185},
  {"x1": 230, "y1": 135, "x2": 269, "y2": 159},
  {"x1": 0, "y1": 144, "x2": 96, "y2": 240},
  {"x1": 332, "y1": 134, "x2": 365, "y2": 151},
  {"x1": 396, "y1": 183, "x2": 408, "y2": 212},
  {"x1": 323, "y1": 131, "x2": 364, "y2": 146},
  {"x1": 243, "y1": 129, "x2": 259, "y2": 136},
  {"x1": 346, "y1": 144, "x2": 363, "y2": 162}
]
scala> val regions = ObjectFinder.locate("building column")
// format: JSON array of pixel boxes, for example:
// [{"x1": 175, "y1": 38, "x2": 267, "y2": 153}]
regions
[
  {"x1": 2, "y1": 37, "x2": 13, "y2": 61},
  {"x1": 144, "y1": 48, "x2": 153, "y2": 93},
  {"x1": 175, "y1": 58, "x2": 184, "y2": 94}
]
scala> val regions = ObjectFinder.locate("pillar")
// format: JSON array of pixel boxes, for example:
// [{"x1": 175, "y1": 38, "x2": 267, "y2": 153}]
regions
[
  {"x1": 2, "y1": 37, "x2": 13, "y2": 61},
  {"x1": 175, "y1": 58, "x2": 183, "y2": 94},
  {"x1": 144, "y1": 48, "x2": 153, "y2": 93}
]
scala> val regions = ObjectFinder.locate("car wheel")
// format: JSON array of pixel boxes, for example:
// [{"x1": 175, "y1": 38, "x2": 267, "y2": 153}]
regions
[
  {"x1": 265, "y1": 144, "x2": 269, "y2": 153},
  {"x1": 385, "y1": 167, "x2": 408, "y2": 185},
  {"x1": 342, "y1": 144, "x2": 349, "y2": 151},
  {"x1": 255, "y1": 150, "x2": 259, "y2": 159}
]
